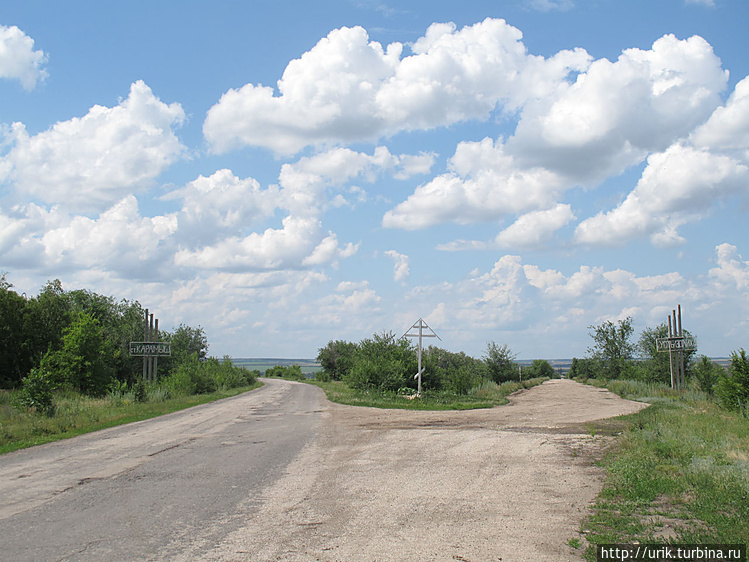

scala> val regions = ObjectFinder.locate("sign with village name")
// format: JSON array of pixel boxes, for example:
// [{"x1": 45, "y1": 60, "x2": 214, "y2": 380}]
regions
[
  {"x1": 129, "y1": 342, "x2": 172, "y2": 357},
  {"x1": 656, "y1": 336, "x2": 696, "y2": 352}
]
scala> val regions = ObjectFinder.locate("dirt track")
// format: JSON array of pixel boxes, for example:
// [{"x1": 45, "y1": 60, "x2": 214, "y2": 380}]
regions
[{"x1": 196, "y1": 379, "x2": 648, "y2": 562}]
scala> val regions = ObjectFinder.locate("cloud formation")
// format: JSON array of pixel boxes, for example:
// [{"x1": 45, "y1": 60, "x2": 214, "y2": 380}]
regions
[
  {"x1": 203, "y1": 18, "x2": 590, "y2": 155},
  {"x1": 0, "y1": 25, "x2": 48, "y2": 90},
  {"x1": 1, "y1": 81, "x2": 186, "y2": 214}
]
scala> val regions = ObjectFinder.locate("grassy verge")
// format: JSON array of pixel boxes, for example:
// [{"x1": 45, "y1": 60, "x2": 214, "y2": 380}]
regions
[
  {"x1": 0, "y1": 381, "x2": 262, "y2": 455},
  {"x1": 304, "y1": 377, "x2": 550, "y2": 410},
  {"x1": 576, "y1": 379, "x2": 749, "y2": 559}
]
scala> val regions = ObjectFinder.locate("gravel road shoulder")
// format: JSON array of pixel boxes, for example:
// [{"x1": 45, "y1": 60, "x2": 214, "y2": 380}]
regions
[{"x1": 201, "y1": 379, "x2": 648, "y2": 562}]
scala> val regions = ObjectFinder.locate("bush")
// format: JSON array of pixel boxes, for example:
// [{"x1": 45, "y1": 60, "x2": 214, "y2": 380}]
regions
[
  {"x1": 12, "y1": 368, "x2": 56, "y2": 416},
  {"x1": 483, "y1": 341, "x2": 518, "y2": 383},
  {"x1": 265, "y1": 364, "x2": 304, "y2": 381},
  {"x1": 344, "y1": 332, "x2": 416, "y2": 392},
  {"x1": 317, "y1": 340, "x2": 358, "y2": 380},
  {"x1": 716, "y1": 349, "x2": 749, "y2": 415},
  {"x1": 162, "y1": 354, "x2": 216, "y2": 395},
  {"x1": 693, "y1": 355, "x2": 724, "y2": 395}
]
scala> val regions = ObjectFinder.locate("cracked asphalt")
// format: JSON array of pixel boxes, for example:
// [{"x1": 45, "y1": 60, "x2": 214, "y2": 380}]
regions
[
  {"x1": 0, "y1": 378, "x2": 646, "y2": 561},
  {"x1": 0, "y1": 378, "x2": 323, "y2": 561}
]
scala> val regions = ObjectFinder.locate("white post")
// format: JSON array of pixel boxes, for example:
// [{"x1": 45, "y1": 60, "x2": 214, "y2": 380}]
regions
[{"x1": 403, "y1": 318, "x2": 440, "y2": 398}]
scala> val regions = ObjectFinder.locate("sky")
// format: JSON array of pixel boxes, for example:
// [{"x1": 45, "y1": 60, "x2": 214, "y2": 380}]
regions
[{"x1": 1, "y1": 0, "x2": 748, "y2": 360}]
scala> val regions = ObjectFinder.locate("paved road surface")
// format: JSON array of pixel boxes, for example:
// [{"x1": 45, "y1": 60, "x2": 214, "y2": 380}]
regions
[
  {"x1": 0, "y1": 378, "x2": 324, "y2": 561},
  {"x1": 0, "y1": 378, "x2": 647, "y2": 561}
]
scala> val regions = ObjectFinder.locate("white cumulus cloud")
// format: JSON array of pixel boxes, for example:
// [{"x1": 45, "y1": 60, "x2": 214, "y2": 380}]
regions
[
  {"x1": 203, "y1": 18, "x2": 590, "y2": 155},
  {"x1": 0, "y1": 25, "x2": 48, "y2": 90},
  {"x1": 384, "y1": 250, "x2": 410, "y2": 282},
  {"x1": 1, "y1": 81, "x2": 186, "y2": 213}
]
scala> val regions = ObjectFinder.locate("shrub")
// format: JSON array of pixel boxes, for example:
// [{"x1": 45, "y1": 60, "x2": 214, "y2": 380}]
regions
[
  {"x1": 344, "y1": 332, "x2": 416, "y2": 392},
  {"x1": 265, "y1": 364, "x2": 304, "y2": 380},
  {"x1": 692, "y1": 355, "x2": 724, "y2": 396},
  {"x1": 317, "y1": 340, "x2": 358, "y2": 380},
  {"x1": 12, "y1": 368, "x2": 56, "y2": 416},
  {"x1": 483, "y1": 341, "x2": 518, "y2": 383},
  {"x1": 446, "y1": 365, "x2": 477, "y2": 395},
  {"x1": 716, "y1": 349, "x2": 749, "y2": 415}
]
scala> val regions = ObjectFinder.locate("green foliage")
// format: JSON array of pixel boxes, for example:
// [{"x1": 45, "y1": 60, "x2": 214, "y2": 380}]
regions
[
  {"x1": 41, "y1": 311, "x2": 114, "y2": 396},
  {"x1": 162, "y1": 355, "x2": 257, "y2": 396},
  {"x1": 635, "y1": 323, "x2": 696, "y2": 384},
  {"x1": 12, "y1": 368, "x2": 56, "y2": 416},
  {"x1": 421, "y1": 346, "x2": 486, "y2": 394},
  {"x1": 265, "y1": 364, "x2": 305, "y2": 381},
  {"x1": 587, "y1": 317, "x2": 636, "y2": 380},
  {"x1": 583, "y1": 380, "x2": 749, "y2": 552},
  {"x1": 345, "y1": 331, "x2": 417, "y2": 392},
  {"x1": 569, "y1": 357, "x2": 601, "y2": 380},
  {"x1": 0, "y1": 275, "x2": 30, "y2": 388},
  {"x1": 716, "y1": 349, "x2": 749, "y2": 414},
  {"x1": 692, "y1": 355, "x2": 724, "y2": 395},
  {"x1": 316, "y1": 340, "x2": 358, "y2": 381},
  {"x1": 483, "y1": 341, "x2": 518, "y2": 383},
  {"x1": 527, "y1": 359, "x2": 555, "y2": 379}
]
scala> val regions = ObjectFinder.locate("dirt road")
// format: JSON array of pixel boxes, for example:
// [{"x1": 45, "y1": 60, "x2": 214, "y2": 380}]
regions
[
  {"x1": 0, "y1": 379, "x2": 646, "y2": 561},
  {"x1": 190, "y1": 379, "x2": 647, "y2": 562}
]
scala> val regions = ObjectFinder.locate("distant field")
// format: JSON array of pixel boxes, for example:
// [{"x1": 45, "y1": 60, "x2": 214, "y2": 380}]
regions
[
  {"x1": 232, "y1": 358, "x2": 322, "y2": 376},
  {"x1": 230, "y1": 357, "x2": 731, "y2": 378}
]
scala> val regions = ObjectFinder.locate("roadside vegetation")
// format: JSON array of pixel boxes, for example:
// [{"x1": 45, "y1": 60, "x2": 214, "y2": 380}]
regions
[
  {"x1": 309, "y1": 331, "x2": 553, "y2": 409},
  {"x1": 0, "y1": 275, "x2": 260, "y2": 454},
  {"x1": 564, "y1": 317, "x2": 749, "y2": 558}
]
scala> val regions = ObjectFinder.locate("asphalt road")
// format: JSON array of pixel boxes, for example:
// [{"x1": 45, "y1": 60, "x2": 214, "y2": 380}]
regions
[{"x1": 0, "y1": 378, "x2": 324, "y2": 561}]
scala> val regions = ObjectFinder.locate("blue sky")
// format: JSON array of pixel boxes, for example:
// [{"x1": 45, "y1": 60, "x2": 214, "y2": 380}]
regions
[{"x1": 1, "y1": 0, "x2": 748, "y2": 360}]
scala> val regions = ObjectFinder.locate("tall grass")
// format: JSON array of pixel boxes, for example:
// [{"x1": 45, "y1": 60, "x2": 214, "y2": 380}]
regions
[
  {"x1": 580, "y1": 379, "x2": 749, "y2": 558},
  {"x1": 307, "y1": 376, "x2": 550, "y2": 410},
  {"x1": 0, "y1": 381, "x2": 262, "y2": 455}
]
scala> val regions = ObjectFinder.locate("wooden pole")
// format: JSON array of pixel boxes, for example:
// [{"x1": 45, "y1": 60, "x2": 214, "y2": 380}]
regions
[
  {"x1": 148, "y1": 313, "x2": 154, "y2": 383},
  {"x1": 678, "y1": 305, "x2": 685, "y2": 390},
  {"x1": 143, "y1": 309, "x2": 148, "y2": 382},
  {"x1": 153, "y1": 318, "x2": 159, "y2": 383},
  {"x1": 668, "y1": 314, "x2": 675, "y2": 389}
]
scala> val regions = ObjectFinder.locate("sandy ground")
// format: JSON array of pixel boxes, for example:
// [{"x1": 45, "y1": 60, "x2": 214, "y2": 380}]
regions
[{"x1": 195, "y1": 379, "x2": 648, "y2": 562}]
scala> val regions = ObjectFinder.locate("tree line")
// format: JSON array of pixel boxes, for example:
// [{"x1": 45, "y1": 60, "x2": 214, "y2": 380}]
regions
[
  {"x1": 317, "y1": 316, "x2": 747, "y2": 414},
  {"x1": 571, "y1": 317, "x2": 748, "y2": 414},
  {"x1": 1, "y1": 275, "x2": 256, "y2": 413},
  {"x1": 315, "y1": 332, "x2": 557, "y2": 395}
]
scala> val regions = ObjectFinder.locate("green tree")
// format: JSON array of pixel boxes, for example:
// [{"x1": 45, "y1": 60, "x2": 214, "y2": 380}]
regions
[
  {"x1": 41, "y1": 311, "x2": 114, "y2": 396},
  {"x1": 636, "y1": 323, "x2": 696, "y2": 384},
  {"x1": 483, "y1": 341, "x2": 518, "y2": 383},
  {"x1": 587, "y1": 317, "x2": 635, "y2": 380},
  {"x1": 345, "y1": 331, "x2": 417, "y2": 391},
  {"x1": 317, "y1": 340, "x2": 358, "y2": 381},
  {"x1": 527, "y1": 359, "x2": 555, "y2": 379},
  {"x1": 568, "y1": 357, "x2": 600, "y2": 380},
  {"x1": 422, "y1": 346, "x2": 486, "y2": 393},
  {"x1": 23, "y1": 279, "x2": 72, "y2": 365},
  {"x1": 716, "y1": 349, "x2": 749, "y2": 414},
  {"x1": 0, "y1": 275, "x2": 30, "y2": 387},
  {"x1": 692, "y1": 355, "x2": 724, "y2": 395},
  {"x1": 160, "y1": 324, "x2": 209, "y2": 374}
]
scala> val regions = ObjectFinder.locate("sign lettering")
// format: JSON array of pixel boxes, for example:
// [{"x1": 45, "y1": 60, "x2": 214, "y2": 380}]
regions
[
  {"x1": 129, "y1": 342, "x2": 172, "y2": 356},
  {"x1": 656, "y1": 336, "x2": 696, "y2": 352}
]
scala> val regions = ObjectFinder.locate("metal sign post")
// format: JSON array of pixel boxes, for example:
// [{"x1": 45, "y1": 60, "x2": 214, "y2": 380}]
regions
[
  {"x1": 402, "y1": 318, "x2": 441, "y2": 397},
  {"x1": 130, "y1": 309, "x2": 171, "y2": 383},
  {"x1": 656, "y1": 305, "x2": 695, "y2": 390}
]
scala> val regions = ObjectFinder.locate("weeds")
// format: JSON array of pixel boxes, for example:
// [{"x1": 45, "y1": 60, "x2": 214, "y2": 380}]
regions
[
  {"x1": 307, "y1": 377, "x2": 549, "y2": 410},
  {"x1": 0, "y1": 381, "x2": 262, "y2": 455},
  {"x1": 582, "y1": 380, "x2": 749, "y2": 559}
]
